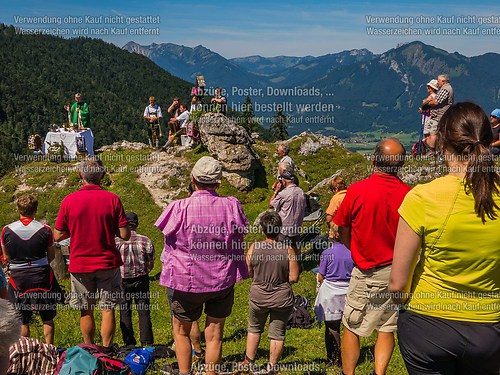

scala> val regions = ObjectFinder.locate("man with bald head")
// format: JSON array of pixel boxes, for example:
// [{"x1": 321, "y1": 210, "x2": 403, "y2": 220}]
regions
[{"x1": 334, "y1": 138, "x2": 411, "y2": 375}]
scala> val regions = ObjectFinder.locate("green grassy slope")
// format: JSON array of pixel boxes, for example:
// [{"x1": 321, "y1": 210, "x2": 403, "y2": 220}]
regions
[{"x1": 0, "y1": 139, "x2": 413, "y2": 374}]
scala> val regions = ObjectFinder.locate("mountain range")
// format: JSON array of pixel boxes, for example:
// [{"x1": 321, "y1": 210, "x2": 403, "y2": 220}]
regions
[{"x1": 123, "y1": 41, "x2": 500, "y2": 135}]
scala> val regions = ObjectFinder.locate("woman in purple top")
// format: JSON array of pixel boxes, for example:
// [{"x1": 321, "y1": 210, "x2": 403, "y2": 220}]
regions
[{"x1": 314, "y1": 239, "x2": 354, "y2": 366}]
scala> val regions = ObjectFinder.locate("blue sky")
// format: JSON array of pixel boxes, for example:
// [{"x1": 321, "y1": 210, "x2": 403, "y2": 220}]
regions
[{"x1": 1, "y1": 0, "x2": 499, "y2": 57}]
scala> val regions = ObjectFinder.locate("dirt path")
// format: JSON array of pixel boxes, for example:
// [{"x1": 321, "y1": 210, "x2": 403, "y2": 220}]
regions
[{"x1": 136, "y1": 150, "x2": 192, "y2": 208}]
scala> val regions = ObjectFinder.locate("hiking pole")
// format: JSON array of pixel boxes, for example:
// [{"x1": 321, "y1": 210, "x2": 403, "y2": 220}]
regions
[{"x1": 417, "y1": 113, "x2": 425, "y2": 155}]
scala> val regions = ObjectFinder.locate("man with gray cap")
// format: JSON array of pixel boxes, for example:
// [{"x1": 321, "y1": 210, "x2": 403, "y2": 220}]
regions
[
  {"x1": 155, "y1": 156, "x2": 249, "y2": 375},
  {"x1": 269, "y1": 161, "x2": 306, "y2": 250}
]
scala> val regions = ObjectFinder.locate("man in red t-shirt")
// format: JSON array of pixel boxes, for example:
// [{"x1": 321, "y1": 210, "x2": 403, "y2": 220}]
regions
[
  {"x1": 54, "y1": 157, "x2": 130, "y2": 350},
  {"x1": 334, "y1": 138, "x2": 410, "y2": 375}
]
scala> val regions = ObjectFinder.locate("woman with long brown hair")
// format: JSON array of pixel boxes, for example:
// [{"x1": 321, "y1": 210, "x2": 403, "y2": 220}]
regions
[{"x1": 390, "y1": 102, "x2": 500, "y2": 374}]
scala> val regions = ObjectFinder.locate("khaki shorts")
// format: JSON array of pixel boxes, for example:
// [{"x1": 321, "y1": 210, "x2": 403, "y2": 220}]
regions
[
  {"x1": 247, "y1": 301, "x2": 293, "y2": 341},
  {"x1": 423, "y1": 118, "x2": 439, "y2": 135},
  {"x1": 70, "y1": 268, "x2": 124, "y2": 310},
  {"x1": 342, "y1": 265, "x2": 397, "y2": 337}
]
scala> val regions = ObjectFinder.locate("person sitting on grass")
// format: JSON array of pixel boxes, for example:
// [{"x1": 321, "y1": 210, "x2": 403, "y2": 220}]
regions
[{"x1": 239, "y1": 211, "x2": 299, "y2": 375}]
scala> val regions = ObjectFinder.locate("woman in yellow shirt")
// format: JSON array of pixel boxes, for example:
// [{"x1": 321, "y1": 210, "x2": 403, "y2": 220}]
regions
[{"x1": 390, "y1": 102, "x2": 500, "y2": 375}]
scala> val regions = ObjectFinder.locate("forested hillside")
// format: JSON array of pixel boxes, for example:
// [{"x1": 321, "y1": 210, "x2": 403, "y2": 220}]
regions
[{"x1": 0, "y1": 24, "x2": 192, "y2": 174}]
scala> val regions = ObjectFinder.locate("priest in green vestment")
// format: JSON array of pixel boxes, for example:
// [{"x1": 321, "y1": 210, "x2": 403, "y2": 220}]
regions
[{"x1": 64, "y1": 93, "x2": 90, "y2": 128}]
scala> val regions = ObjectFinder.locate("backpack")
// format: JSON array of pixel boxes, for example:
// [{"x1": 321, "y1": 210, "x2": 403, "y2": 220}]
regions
[
  {"x1": 294, "y1": 294, "x2": 310, "y2": 308},
  {"x1": 56, "y1": 344, "x2": 131, "y2": 375},
  {"x1": 8, "y1": 337, "x2": 59, "y2": 375},
  {"x1": 287, "y1": 295, "x2": 314, "y2": 329},
  {"x1": 124, "y1": 348, "x2": 155, "y2": 375}
]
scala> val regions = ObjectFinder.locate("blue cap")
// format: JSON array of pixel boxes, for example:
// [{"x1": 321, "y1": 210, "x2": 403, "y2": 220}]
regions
[
  {"x1": 491, "y1": 109, "x2": 500, "y2": 118},
  {"x1": 279, "y1": 170, "x2": 294, "y2": 181}
]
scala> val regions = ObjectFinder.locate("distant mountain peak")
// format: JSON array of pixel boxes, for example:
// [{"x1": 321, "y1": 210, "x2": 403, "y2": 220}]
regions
[
  {"x1": 349, "y1": 48, "x2": 371, "y2": 56},
  {"x1": 122, "y1": 41, "x2": 151, "y2": 57}
]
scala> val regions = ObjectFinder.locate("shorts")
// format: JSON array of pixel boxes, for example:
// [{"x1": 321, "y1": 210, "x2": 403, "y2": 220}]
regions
[
  {"x1": 69, "y1": 268, "x2": 124, "y2": 310},
  {"x1": 342, "y1": 265, "x2": 397, "y2": 337},
  {"x1": 8, "y1": 266, "x2": 61, "y2": 325},
  {"x1": 167, "y1": 286, "x2": 234, "y2": 322},
  {"x1": 423, "y1": 118, "x2": 438, "y2": 135},
  {"x1": 398, "y1": 309, "x2": 500, "y2": 375},
  {"x1": 247, "y1": 301, "x2": 293, "y2": 341},
  {"x1": 20, "y1": 308, "x2": 57, "y2": 325}
]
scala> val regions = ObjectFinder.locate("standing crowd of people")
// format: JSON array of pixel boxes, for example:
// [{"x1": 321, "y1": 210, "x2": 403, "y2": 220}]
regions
[{"x1": 1, "y1": 73, "x2": 500, "y2": 375}]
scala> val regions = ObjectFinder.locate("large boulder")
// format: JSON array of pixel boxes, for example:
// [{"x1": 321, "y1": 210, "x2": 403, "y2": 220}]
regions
[{"x1": 198, "y1": 113, "x2": 260, "y2": 191}]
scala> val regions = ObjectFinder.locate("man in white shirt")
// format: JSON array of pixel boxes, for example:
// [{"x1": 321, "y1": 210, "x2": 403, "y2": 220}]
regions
[
  {"x1": 175, "y1": 103, "x2": 190, "y2": 129},
  {"x1": 144, "y1": 96, "x2": 162, "y2": 148},
  {"x1": 163, "y1": 103, "x2": 191, "y2": 149}
]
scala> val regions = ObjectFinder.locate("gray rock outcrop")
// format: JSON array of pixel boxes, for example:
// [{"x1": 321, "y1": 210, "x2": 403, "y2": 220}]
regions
[
  {"x1": 198, "y1": 113, "x2": 260, "y2": 191},
  {"x1": 298, "y1": 137, "x2": 322, "y2": 156},
  {"x1": 292, "y1": 132, "x2": 344, "y2": 156}
]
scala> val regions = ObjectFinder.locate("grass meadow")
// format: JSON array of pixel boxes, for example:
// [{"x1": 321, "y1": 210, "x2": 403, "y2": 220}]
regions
[{"x1": 0, "y1": 138, "x2": 410, "y2": 374}]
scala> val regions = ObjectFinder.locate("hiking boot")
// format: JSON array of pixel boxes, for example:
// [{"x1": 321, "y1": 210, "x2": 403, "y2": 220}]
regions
[
  {"x1": 191, "y1": 363, "x2": 206, "y2": 375},
  {"x1": 153, "y1": 344, "x2": 176, "y2": 359},
  {"x1": 233, "y1": 358, "x2": 254, "y2": 374},
  {"x1": 117, "y1": 344, "x2": 136, "y2": 357},
  {"x1": 103, "y1": 343, "x2": 119, "y2": 357},
  {"x1": 326, "y1": 356, "x2": 342, "y2": 368},
  {"x1": 266, "y1": 362, "x2": 280, "y2": 375},
  {"x1": 160, "y1": 362, "x2": 180, "y2": 375},
  {"x1": 192, "y1": 349, "x2": 205, "y2": 364}
]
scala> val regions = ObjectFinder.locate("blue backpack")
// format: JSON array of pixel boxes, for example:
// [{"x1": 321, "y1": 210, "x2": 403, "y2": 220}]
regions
[{"x1": 123, "y1": 348, "x2": 155, "y2": 375}]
